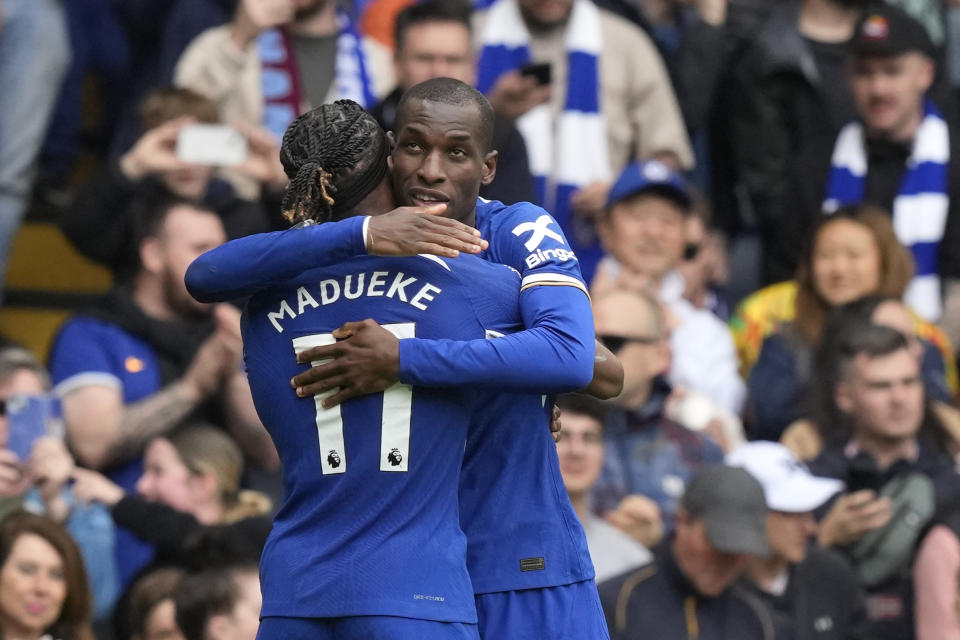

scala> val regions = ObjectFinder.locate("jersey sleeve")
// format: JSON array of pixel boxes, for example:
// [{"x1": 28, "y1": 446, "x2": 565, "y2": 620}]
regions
[
  {"x1": 486, "y1": 202, "x2": 589, "y2": 296},
  {"x1": 49, "y1": 319, "x2": 123, "y2": 395},
  {"x1": 186, "y1": 216, "x2": 368, "y2": 302},
  {"x1": 397, "y1": 264, "x2": 595, "y2": 393}
]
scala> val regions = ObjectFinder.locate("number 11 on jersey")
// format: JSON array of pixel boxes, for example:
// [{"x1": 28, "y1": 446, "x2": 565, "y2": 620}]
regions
[{"x1": 292, "y1": 323, "x2": 415, "y2": 475}]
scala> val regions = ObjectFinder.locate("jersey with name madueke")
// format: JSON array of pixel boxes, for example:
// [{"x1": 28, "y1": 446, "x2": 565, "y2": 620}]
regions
[
  {"x1": 242, "y1": 253, "x2": 522, "y2": 622},
  {"x1": 464, "y1": 198, "x2": 594, "y2": 593}
]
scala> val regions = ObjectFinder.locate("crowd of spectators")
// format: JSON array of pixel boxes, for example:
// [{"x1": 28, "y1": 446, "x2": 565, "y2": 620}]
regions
[{"x1": 4, "y1": 0, "x2": 960, "y2": 637}]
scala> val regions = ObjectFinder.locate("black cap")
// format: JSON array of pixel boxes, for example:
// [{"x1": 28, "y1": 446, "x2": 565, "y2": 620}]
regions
[{"x1": 851, "y1": 5, "x2": 935, "y2": 59}]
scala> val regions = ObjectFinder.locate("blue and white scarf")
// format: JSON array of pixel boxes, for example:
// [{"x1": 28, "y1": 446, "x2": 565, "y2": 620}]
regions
[
  {"x1": 823, "y1": 99, "x2": 950, "y2": 321},
  {"x1": 476, "y1": 0, "x2": 610, "y2": 258},
  {"x1": 259, "y1": 7, "x2": 377, "y2": 142}
]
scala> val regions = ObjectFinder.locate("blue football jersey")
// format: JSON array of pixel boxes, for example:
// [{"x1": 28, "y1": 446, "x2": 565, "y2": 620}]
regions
[
  {"x1": 242, "y1": 253, "x2": 521, "y2": 622},
  {"x1": 462, "y1": 199, "x2": 595, "y2": 593},
  {"x1": 460, "y1": 392, "x2": 594, "y2": 593}
]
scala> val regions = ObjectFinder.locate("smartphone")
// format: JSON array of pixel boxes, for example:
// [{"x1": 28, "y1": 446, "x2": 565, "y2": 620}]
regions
[
  {"x1": 519, "y1": 62, "x2": 552, "y2": 86},
  {"x1": 176, "y1": 124, "x2": 248, "y2": 167},
  {"x1": 846, "y1": 457, "x2": 881, "y2": 494},
  {"x1": 6, "y1": 395, "x2": 62, "y2": 462}
]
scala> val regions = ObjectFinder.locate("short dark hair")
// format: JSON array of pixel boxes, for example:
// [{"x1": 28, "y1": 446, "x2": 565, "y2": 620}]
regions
[
  {"x1": 174, "y1": 564, "x2": 257, "y2": 640},
  {"x1": 394, "y1": 0, "x2": 472, "y2": 52},
  {"x1": 396, "y1": 78, "x2": 495, "y2": 152},
  {"x1": 132, "y1": 195, "x2": 218, "y2": 248},
  {"x1": 556, "y1": 393, "x2": 609, "y2": 428},
  {"x1": 279, "y1": 99, "x2": 389, "y2": 225},
  {"x1": 834, "y1": 323, "x2": 911, "y2": 384}
]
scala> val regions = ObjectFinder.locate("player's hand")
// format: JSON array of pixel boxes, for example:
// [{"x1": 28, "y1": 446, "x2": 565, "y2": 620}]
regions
[
  {"x1": 292, "y1": 319, "x2": 400, "y2": 408},
  {"x1": 366, "y1": 204, "x2": 488, "y2": 258},
  {"x1": 605, "y1": 494, "x2": 664, "y2": 548},
  {"x1": 550, "y1": 404, "x2": 562, "y2": 443}
]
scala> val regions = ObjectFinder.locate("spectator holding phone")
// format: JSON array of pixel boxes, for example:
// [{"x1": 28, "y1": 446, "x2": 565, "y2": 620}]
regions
[
  {"x1": 62, "y1": 86, "x2": 280, "y2": 279},
  {"x1": 474, "y1": 0, "x2": 694, "y2": 282},
  {"x1": 0, "y1": 347, "x2": 118, "y2": 621},
  {"x1": 808, "y1": 323, "x2": 960, "y2": 639},
  {"x1": 0, "y1": 348, "x2": 50, "y2": 505},
  {"x1": 173, "y1": 0, "x2": 394, "y2": 201}
]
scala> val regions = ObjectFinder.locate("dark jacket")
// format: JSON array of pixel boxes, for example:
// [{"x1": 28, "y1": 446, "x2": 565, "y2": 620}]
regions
[
  {"x1": 727, "y1": 2, "x2": 857, "y2": 283},
  {"x1": 809, "y1": 440, "x2": 960, "y2": 640},
  {"x1": 370, "y1": 87, "x2": 535, "y2": 206},
  {"x1": 61, "y1": 159, "x2": 273, "y2": 278},
  {"x1": 599, "y1": 536, "x2": 776, "y2": 640},
  {"x1": 111, "y1": 495, "x2": 271, "y2": 570},
  {"x1": 741, "y1": 546, "x2": 869, "y2": 640}
]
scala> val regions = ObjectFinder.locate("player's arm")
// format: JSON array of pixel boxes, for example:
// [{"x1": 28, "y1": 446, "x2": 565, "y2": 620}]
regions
[
  {"x1": 587, "y1": 339, "x2": 624, "y2": 399},
  {"x1": 291, "y1": 207, "x2": 611, "y2": 403},
  {"x1": 185, "y1": 206, "x2": 486, "y2": 302}
]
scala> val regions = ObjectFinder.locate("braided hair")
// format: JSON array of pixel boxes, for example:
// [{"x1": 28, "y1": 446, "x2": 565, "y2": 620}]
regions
[{"x1": 279, "y1": 99, "x2": 389, "y2": 226}]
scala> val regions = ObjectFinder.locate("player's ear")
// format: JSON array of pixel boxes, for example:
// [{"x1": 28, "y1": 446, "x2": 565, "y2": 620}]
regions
[
  {"x1": 481, "y1": 150, "x2": 498, "y2": 186},
  {"x1": 386, "y1": 131, "x2": 396, "y2": 172}
]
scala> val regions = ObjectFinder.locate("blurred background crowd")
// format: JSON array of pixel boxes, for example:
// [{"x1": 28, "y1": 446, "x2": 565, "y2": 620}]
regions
[{"x1": 3, "y1": 0, "x2": 960, "y2": 638}]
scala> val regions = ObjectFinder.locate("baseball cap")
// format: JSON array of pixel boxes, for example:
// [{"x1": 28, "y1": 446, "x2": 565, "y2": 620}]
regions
[
  {"x1": 681, "y1": 464, "x2": 770, "y2": 556},
  {"x1": 606, "y1": 160, "x2": 692, "y2": 211},
  {"x1": 851, "y1": 5, "x2": 935, "y2": 59},
  {"x1": 726, "y1": 442, "x2": 843, "y2": 513}
]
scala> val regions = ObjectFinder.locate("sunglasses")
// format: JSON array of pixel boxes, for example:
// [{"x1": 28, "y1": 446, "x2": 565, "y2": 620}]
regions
[{"x1": 597, "y1": 334, "x2": 662, "y2": 353}]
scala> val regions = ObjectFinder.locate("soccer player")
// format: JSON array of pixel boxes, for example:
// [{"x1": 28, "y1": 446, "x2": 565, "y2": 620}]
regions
[
  {"x1": 242, "y1": 101, "x2": 526, "y2": 639},
  {"x1": 188, "y1": 81, "x2": 613, "y2": 639}
]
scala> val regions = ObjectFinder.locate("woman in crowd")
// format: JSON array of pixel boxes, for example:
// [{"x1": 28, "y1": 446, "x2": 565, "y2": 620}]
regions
[
  {"x1": 69, "y1": 423, "x2": 271, "y2": 569},
  {"x1": 735, "y1": 205, "x2": 956, "y2": 440},
  {"x1": 0, "y1": 348, "x2": 116, "y2": 619},
  {"x1": 0, "y1": 511, "x2": 93, "y2": 640}
]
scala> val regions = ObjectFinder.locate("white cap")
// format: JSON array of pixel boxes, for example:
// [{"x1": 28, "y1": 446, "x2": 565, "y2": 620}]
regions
[{"x1": 725, "y1": 442, "x2": 844, "y2": 513}]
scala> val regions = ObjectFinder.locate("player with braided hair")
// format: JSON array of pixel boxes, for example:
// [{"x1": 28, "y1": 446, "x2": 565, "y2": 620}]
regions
[
  {"x1": 279, "y1": 99, "x2": 392, "y2": 226},
  {"x1": 187, "y1": 100, "x2": 489, "y2": 301}
]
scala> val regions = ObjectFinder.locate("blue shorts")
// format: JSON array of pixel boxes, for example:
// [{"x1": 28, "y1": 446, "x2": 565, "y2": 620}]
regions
[
  {"x1": 257, "y1": 616, "x2": 480, "y2": 640},
  {"x1": 475, "y1": 579, "x2": 610, "y2": 640}
]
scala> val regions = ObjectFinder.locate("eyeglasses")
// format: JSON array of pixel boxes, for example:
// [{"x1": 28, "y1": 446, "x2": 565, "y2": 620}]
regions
[{"x1": 597, "y1": 334, "x2": 662, "y2": 353}]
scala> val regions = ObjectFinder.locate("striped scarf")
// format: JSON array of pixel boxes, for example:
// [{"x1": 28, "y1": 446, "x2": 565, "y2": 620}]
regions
[
  {"x1": 259, "y1": 7, "x2": 377, "y2": 141},
  {"x1": 823, "y1": 99, "x2": 950, "y2": 321},
  {"x1": 476, "y1": 0, "x2": 610, "y2": 277}
]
